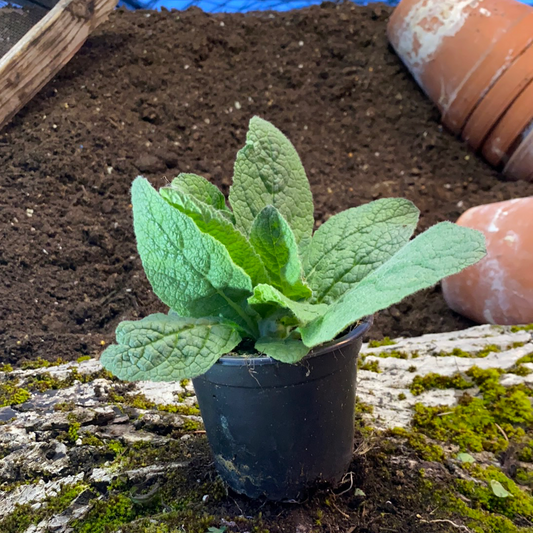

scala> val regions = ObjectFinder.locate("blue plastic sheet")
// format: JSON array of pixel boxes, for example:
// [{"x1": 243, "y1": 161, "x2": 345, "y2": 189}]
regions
[{"x1": 129, "y1": 0, "x2": 533, "y2": 12}]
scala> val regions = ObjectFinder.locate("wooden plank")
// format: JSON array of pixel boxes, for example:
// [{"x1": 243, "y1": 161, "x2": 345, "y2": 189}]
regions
[{"x1": 0, "y1": 0, "x2": 118, "y2": 130}]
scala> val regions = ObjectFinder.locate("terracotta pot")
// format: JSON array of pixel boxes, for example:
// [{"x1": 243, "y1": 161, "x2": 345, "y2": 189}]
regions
[
  {"x1": 387, "y1": 0, "x2": 533, "y2": 132},
  {"x1": 503, "y1": 121, "x2": 533, "y2": 182},
  {"x1": 462, "y1": 40, "x2": 533, "y2": 151},
  {"x1": 442, "y1": 197, "x2": 533, "y2": 325},
  {"x1": 481, "y1": 79, "x2": 533, "y2": 166}
]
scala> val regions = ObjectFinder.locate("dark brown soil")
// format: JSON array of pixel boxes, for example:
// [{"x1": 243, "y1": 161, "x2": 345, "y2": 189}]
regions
[{"x1": 2, "y1": 2, "x2": 533, "y2": 366}]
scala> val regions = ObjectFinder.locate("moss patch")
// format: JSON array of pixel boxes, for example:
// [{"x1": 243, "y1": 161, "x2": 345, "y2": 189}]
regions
[
  {"x1": 0, "y1": 378, "x2": 30, "y2": 407},
  {"x1": 510, "y1": 324, "x2": 533, "y2": 333},
  {"x1": 367, "y1": 336, "x2": 396, "y2": 348},
  {"x1": 358, "y1": 359, "x2": 381, "y2": 373},
  {"x1": 409, "y1": 372, "x2": 472, "y2": 396},
  {"x1": 412, "y1": 366, "x2": 533, "y2": 453}
]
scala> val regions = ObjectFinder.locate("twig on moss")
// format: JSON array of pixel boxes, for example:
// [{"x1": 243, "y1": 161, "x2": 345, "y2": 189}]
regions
[
  {"x1": 418, "y1": 517, "x2": 472, "y2": 532},
  {"x1": 494, "y1": 423, "x2": 509, "y2": 443}
]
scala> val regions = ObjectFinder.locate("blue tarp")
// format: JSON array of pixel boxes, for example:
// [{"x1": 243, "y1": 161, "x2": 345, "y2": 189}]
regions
[{"x1": 134, "y1": 0, "x2": 533, "y2": 12}]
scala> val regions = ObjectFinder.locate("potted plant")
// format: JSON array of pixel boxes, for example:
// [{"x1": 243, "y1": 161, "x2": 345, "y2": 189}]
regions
[{"x1": 101, "y1": 117, "x2": 486, "y2": 500}]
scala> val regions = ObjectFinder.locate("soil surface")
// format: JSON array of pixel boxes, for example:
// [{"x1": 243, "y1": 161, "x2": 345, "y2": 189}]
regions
[{"x1": 2, "y1": 2, "x2": 533, "y2": 366}]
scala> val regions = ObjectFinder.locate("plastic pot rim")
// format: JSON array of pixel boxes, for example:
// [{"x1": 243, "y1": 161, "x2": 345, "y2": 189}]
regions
[{"x1": 214, "y1": 315, "x2": 374, "y2": 368}]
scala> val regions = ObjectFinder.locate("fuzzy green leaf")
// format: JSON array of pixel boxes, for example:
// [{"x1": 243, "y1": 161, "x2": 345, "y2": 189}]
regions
[
  {"x1": 255, "y1": 332, "x2": 310, "y2": 363},
  {"x1": 132, "y1": 177, "x2": 255, "y2": 334},
  {"x1": 250, "y1": 206, "x2": 311, "y2": 299},
  {"x1": 304, "y1": 198, "x2": 419, "y2": 304},
  {"x1": 490, "y1": 480, "x2": 512, "y2": 498},
  {"x1": 229, "y1": 116, "x2": 314, "y2": 248},
  {"x1": 160, "y1": 187, "x2": 268, "y2": 286},
  {"x1": 249, "y1": 284, "x2": 327, "y2": 325},
  {"x1": 100, "y1": 313, "x2": 241, "y2": 381},
  {"x1": 300, "y1": 223, "x2": 486, "y2": 347},
  {"x1": 170, "y1": 173, "x2": 233, "y2": 219}
]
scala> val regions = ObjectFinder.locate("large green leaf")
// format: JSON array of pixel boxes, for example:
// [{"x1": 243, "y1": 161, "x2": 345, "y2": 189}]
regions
[
  {"x1": 249, "y1": 284, "x2": 327, "y2": 325},
  {"x1": 170, "y1": 173, "x2": 233, "y2": 220},
  {"x1": 300, "y1": 222, "x2": 486, "y2": 348},
  {"x1": 229, "y1": 116, "x2": 314, "y2": 248},
  {"x1": 160, "y1": 187, "x2": 268, "y2": 286},
  {"x1": 249, "y1": 206, "x2": 311, "y2": 299},
  {"x1": 255, "y1": 332, "x2": 310, "y2": 364},
  {"x1": 100, "y1": 313, "x2": 241, "y2": 381},
  {"x1": 304, "y1": 198, "x2": 420, "y2": 304},
  {"x1": 132, "y1": 177, "x2": 256, "y2": 335}
]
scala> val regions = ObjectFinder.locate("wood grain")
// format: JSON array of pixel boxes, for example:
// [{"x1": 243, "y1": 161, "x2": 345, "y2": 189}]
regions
[{"x1": 0, "y1": 0, "x2": 118, "y2": 130}]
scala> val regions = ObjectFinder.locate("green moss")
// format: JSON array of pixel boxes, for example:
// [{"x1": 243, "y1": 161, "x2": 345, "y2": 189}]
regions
[
  {"x1": 77, "y1": 356, "x2": 92, "y2": 363},
  {"x1": 0, "y1": 504, "x2": 35, "y2": 533},
  {"x1": 367, "y1": 336, "x2": 396, "y2": 348},
  {"x1": 108, "y1": 389, "x2": 201, "y2": 417},
  {"x1": 437, "y1": 345, "x2": 501, "y2": 358},
  {"x1": 0, "y1": 483, "x2": 86, "y2": 533},
  {"x1": 355, "y1": 401, "x2": 374, "y2": 415},
  {"x1": 358, "y1": 359, "x2": 381, "y2": 373},
  {"x1": 74, "y1": 493, "x2": 138, "y2": 533},
  {"x1": 83, "y1": 434, "x2": 104, "y2": 447},
  {"x1": 438, "y1": 347, "x2": 472, "y2": 358},
  {"x1": 407, "y1": 365, "x2": 417, "y2": 372},
  {"x1": 398, "y1": 393, "x2": 406, "y2": 401},
  {"x1": 21, "y1": 356, "x2": 66, "y2": 370},
  {"x1": 67, "y1": 422, "x2": 81, "y2": 444},
  {"x1": 507, "y1": 341, "x2": 526, "y2": 350},
  {"x1": 456, "y1": 465, "x2": 533, "y2": 520},
  {"x1": 54, "y1": 401, "x2": 76, "y2": 412},
  {"x1": 477, "y1": 344, "x2": 502, "y2": 358},
  {"x1": 508, "y1": 365, "x2": 532, "y2": 376},
  {"x1": 107, "y1": 440, "x2": 127, "y2": 456},
  {"x1": 510, "y1": 324, "x2": 533, "y2": 332},
  {"x1": 181, "y1": 419, "x2": 201, "y2": 432},
  {"x1": 0, "y1": 378, "x2": 31, "y2": 407},
  {"x1": 158, "y1": 403, "x2": 201, "y2": 416},
  {"x1": 518, "y1": 440, "x2": 533, "y2": 462},
  {"x1": 179, "y1": 379, "x2": 190, "y2": 388},
  {"x1": 378, "y1": 350, "x2": 412, "y2": 359},
  {"x1": 450, "y1": 494, "x2": 528, "y2": 533},
  {"x1": 516, "y1": 353, "x2": 533, "y2": 365},
  {"x1": 413, "y1": 366, "x2": 533, "y2": 453},
  {"x1": 0, "y1": 364, "x2": 13, "y2": 372},
  {"x1": 515, "y1": 468, "x2": 533, "y2": 487},
  {"x1": 409, "y1": 372, "x2": 472, "y2": 396},
  {"x1": 390, "y1": 428, "x2": 444, "y2": 462}
]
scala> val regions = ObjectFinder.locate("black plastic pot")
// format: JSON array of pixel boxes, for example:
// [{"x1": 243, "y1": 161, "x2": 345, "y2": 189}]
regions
[{"x1": 192, "y1": 317, "x2": 373, "y2": 501}]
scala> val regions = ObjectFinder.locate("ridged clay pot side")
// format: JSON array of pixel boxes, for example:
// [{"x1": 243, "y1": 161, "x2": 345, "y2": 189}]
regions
[
  {"x1": 462, "y1": 40, "x2": 533, "y2": 151},
  {"x1": 481, "y1": 79, "x2": 533, "y2": 166},
  {"x1": 444, "y1": 11, "x2": 533, "y2": 135},
  {"x1": 503, "y1": 121, "x2": 533, "y2": 182},
  {"x1": 387, "y1": 0, "x2": 532, "y2": 131},
  {"x1": 442, "y1": 197, "x2": 533, "y2": 325}
]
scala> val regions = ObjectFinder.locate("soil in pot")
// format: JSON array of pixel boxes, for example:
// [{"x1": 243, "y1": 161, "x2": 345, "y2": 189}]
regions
[{"x1": 2, "y1": 3, "x2": 533, "y2": 367}]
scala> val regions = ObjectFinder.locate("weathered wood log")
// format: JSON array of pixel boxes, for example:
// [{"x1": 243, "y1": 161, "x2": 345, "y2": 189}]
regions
[
  {"x1": 0, "y1": 324, "x2": 531, "y2": 530},
  {"x1": 0, "y1": 0, "x2": 118, "y2": 130}
]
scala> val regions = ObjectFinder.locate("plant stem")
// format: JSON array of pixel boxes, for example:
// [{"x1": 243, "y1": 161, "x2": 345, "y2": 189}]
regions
[{"x1": 217, "y1": 290, "x2": 259, "y2": 339}]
